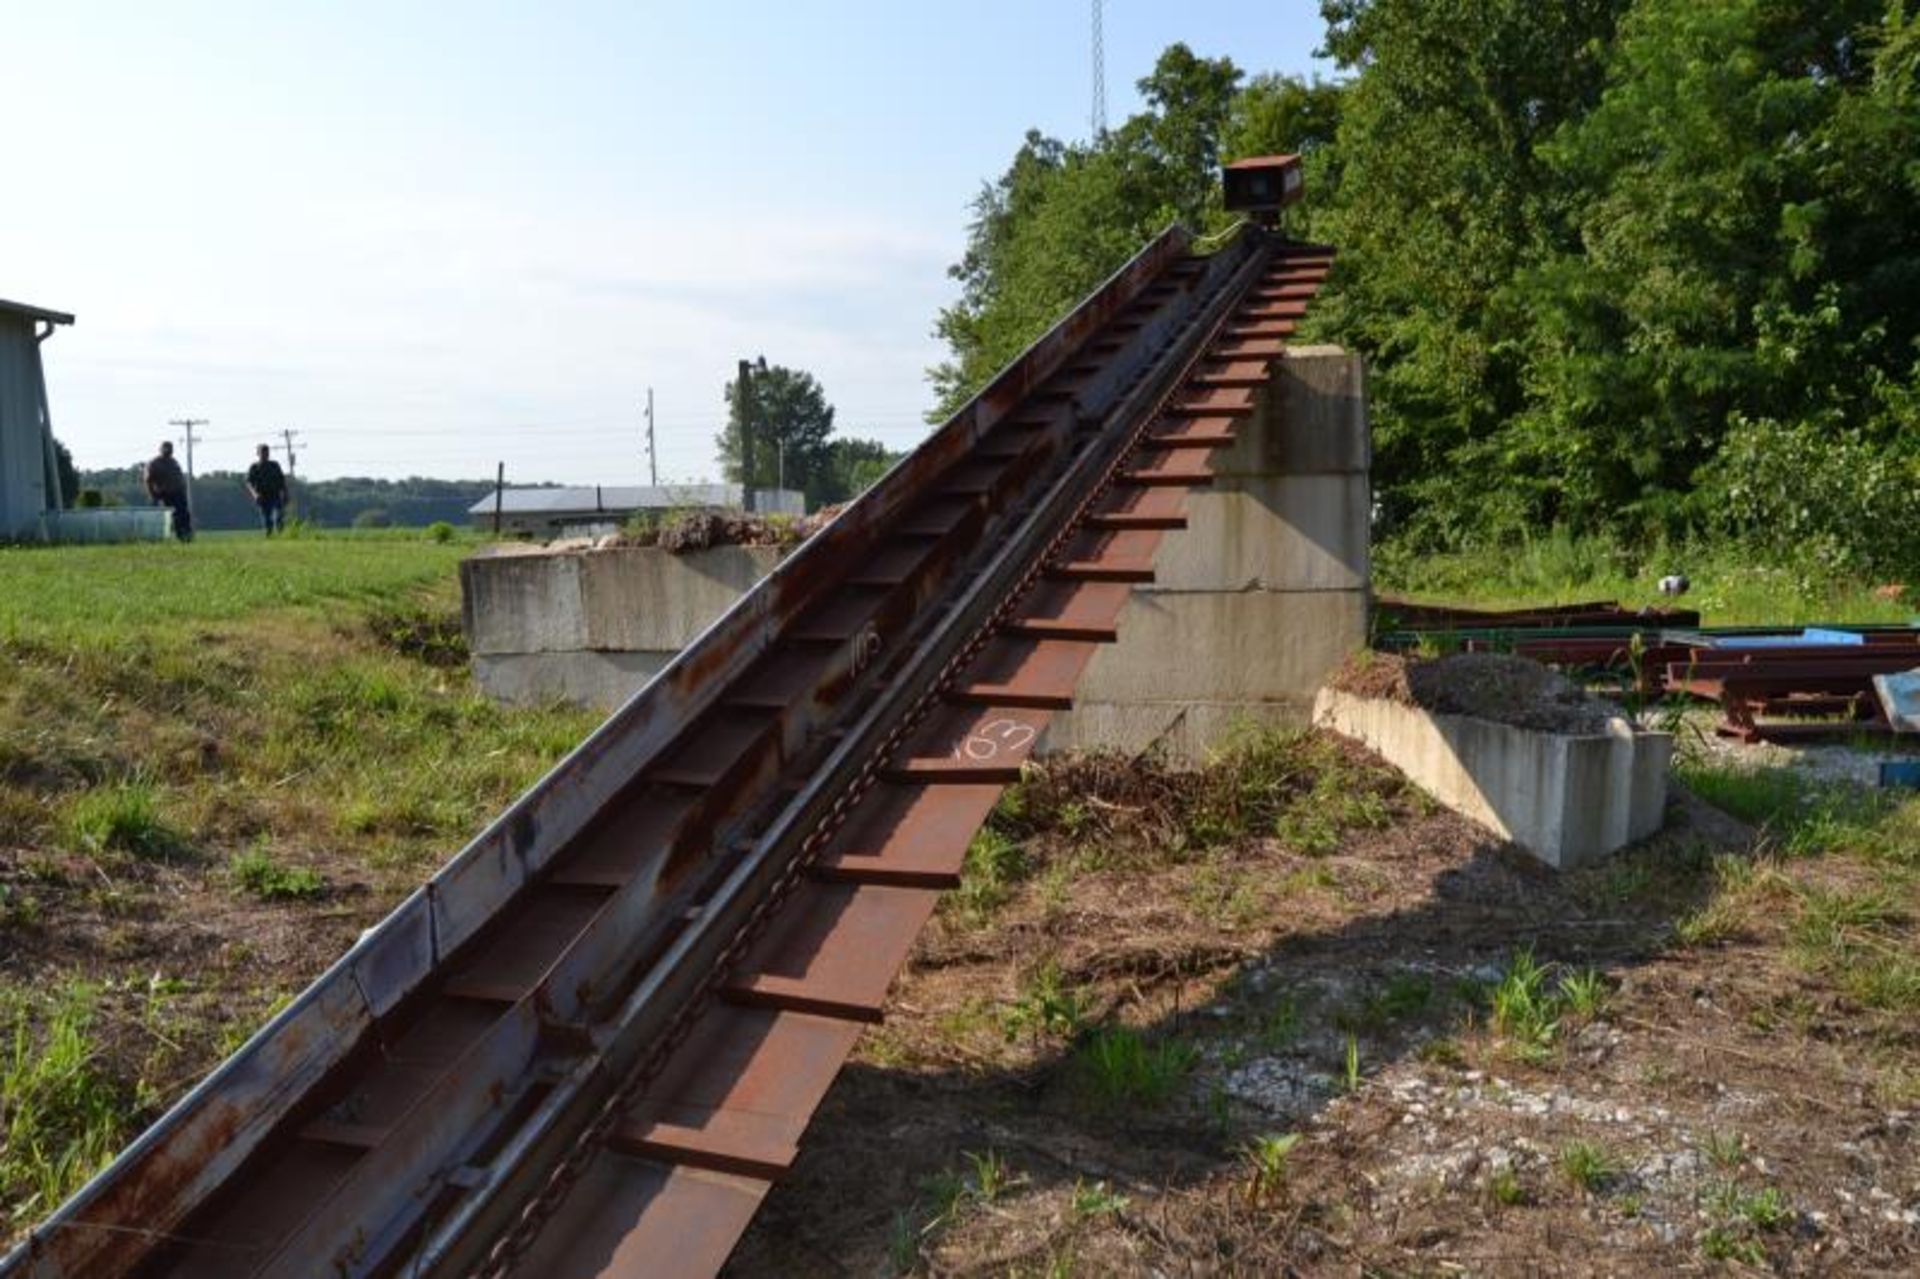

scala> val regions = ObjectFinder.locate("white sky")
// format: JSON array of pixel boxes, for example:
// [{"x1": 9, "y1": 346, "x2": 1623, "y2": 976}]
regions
[{"x1": 2, "y1": 1, "x2": 1327, "y2": 484}]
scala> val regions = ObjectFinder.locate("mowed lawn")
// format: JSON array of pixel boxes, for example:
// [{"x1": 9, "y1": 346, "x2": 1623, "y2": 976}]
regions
[{"x1": 0, "y1": 532, "x2": 599, "y2": 1241}]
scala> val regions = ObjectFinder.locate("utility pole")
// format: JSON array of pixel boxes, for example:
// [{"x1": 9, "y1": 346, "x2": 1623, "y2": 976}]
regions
[
  {"x1": 645, "y1": 387, "x2": 657, "y2": 487},
  {"x1": 736, "y1": 359, "x2": 756, "y2": 513},
  {"x1": 168, "y1": 416, "x2": 207, "y2": 510},
  {"x1": 281, "y1": 428, "x2": 301, "y2": 519}
]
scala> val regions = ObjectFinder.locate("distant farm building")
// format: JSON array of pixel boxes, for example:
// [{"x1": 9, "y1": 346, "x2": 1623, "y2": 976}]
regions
[
  {"x1": 468, "y1": 484, "x2": 805, "y2": 537},
  {"x1": 0, "y1": 297, "x2": 169, "y2": 543},
  {"x1": 0, "y1": 297, "x2": 73, "y2": 539}
]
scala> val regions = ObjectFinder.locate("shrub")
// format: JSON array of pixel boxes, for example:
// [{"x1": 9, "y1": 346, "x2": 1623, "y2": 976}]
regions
[
  {"x1": 1704, "y1": 413, "x2": 1920, "y2": 579},
  {"x1": 425, "y1": 520, "x2": 456, "y2": 543}
]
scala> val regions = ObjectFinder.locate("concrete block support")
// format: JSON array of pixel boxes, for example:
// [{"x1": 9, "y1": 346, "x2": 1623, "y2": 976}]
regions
[
  {"x1": 1312, "y1": 689, "x2": 1672, "y2": 869},
  {"x1": 460, "y1": 544, "x2": 791, "y2": 709},
  {"x1": 1041, "y1": 344, "x2": 1371, "y2": 760}
]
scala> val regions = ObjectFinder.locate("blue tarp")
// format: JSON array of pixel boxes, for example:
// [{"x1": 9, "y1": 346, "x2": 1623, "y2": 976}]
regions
[{"x1": 1713, "y1": 627, "x2": 1865, "y2": 649}]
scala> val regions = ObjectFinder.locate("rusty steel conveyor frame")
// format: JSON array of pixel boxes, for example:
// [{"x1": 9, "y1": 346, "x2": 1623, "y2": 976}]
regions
[{"x1": 5, "y1": 175, "x2": 1329, "y2": 1278}]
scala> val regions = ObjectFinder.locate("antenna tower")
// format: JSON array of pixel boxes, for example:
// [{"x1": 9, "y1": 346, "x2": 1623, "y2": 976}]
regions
[{"x1": 1091, "y1": 0, "x2": 1108, "y2": 137}]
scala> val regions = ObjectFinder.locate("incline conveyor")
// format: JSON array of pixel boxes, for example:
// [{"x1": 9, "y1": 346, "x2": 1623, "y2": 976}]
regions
[{"x1": 4, "y1": 156, "x2": 1328, "y2": 1279}]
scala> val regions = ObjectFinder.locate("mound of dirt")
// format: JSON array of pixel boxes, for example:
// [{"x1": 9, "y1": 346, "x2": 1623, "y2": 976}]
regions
[{"x1": 1328, "y1": 651, "x2": 1623, "y2": 734}]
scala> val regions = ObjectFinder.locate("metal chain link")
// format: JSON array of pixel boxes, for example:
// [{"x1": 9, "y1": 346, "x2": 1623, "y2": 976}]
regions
[{"x1": 474, "y1": 238, "x2": 1263, "y2": 1278}]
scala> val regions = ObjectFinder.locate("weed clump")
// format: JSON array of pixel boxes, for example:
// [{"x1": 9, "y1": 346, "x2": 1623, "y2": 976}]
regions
[
  {"x1": 1072, "y1": 1026, "x2": 1198, "y2": 1111},
  {"x1": 229, "y1": 846, "x2": 325, "y2": 901},
  {"x1": 66, "y1": 781, "x2": 188, "y2": 860},
  {"x1": 1485, "y1": 948, "x2": 1613, "y2": 1063}
]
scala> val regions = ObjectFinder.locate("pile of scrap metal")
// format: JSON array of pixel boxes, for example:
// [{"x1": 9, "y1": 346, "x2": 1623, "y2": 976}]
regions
[
  {"x1": 1374, "y1": 601, "x2": 1920, "y2": 746},
  {"x1": 1664, "y1": 628, "x2": 1920, "y2": 743}
]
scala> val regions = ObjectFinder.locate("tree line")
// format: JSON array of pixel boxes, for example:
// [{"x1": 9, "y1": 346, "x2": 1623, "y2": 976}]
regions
[
  {"x1": 933, "y1": 1, "x2": 1920, "y2": 576},
  {"x1": 74, "y1": 467, "x2": 501, "y2": 530}
]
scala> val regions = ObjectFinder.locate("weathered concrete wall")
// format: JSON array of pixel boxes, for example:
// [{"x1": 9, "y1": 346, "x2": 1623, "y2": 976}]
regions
[
  {"x1": 1312, "y1": 688, "x2": 1672, "y2": 869},
  {"x1": 1039, "y1": 345, "x2": 1371, "y2": 759},
  {"x1": 461, "y1": 544, "x2": 791, "y2": 708}
]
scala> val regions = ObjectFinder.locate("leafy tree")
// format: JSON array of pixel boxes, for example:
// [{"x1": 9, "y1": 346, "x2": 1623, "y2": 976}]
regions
[
  {"x1": 1508, "y1": 0, "x2": 1904, "y2": 531},
  {"x1": 52, "y1": 438, "x2": 79, "y2": 507},
  {"x1": 718, "y1": 359, "x2": 837, "y2": 506},
  {"x1": 1222, "y1": 74, "x2": 1342, "y2": 163},
  {"x1": 816, "y1": 437, "x2": 899, "y2": 505},
  {"x1": 1307, "y1": 0, "x2": 1632, "y2": 544},
  {"x1": 930, "y1": 46, "x2": 1248, "y2": 417}
]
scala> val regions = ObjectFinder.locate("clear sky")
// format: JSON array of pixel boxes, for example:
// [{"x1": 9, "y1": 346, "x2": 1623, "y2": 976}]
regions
[{"x1": 2, "y1": 2, "x2": 1330, "y2": 485}]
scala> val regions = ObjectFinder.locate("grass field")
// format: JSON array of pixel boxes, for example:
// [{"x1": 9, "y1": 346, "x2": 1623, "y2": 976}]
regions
[
  {"x1": 1376, "y1": 529, "x2": 1918, "y2": 626},
  {"x1": 0, "y1": 532, "x2": 596, "y2": 1238}
]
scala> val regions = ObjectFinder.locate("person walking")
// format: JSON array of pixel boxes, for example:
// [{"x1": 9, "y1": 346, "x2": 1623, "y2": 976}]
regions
[
  {"x1": 246, "y1": 444, "x2": 289, "y2": 536},
  {"x1": 144, "y1": 440, "x2": 193, "y2": 541}
]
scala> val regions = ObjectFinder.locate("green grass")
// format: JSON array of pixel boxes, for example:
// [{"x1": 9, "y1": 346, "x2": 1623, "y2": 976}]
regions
[
  {"x1": 65, "y1": 780, "x2": 188, "y2": 860},
  {"x1": 0, "y1": 533, "x2": 471, "y2": 650},
  {"x1": 1483, "y1": 950, "x2": 1613, "y2": 1063},
  {"x1": 1488, "y1": 1165, "x2": 1530, "y2": 1207},
  {"x1": 229, "y1": 845, "x2": 326, "y2": 901},
  {"x1": 1375, "y1": 529, "x2": 1917, "y2": 627},
  {"x1": 0, "y1": 536, "x2": 598, "y2": 1239},
  {"x1": 1676, "y1": 762, "x2": 1901, "y2": 861},
  {"x1": 999, "y1": 958, "x2": 1089, "y2": 1043},
  {"x1": 1, "y1": 988, "x2": 125, "y2": 1235},
  {"x1": 1072, "y1": 1026, "x2": 1198, "y2": 1111},
  {"x1": 1558, "y1": 1139, "x2": 1618, "y2": 1194},
  {"x1": 950, "y1": 826, "x2": 1029, "y2": 924},
  {"x1": 1242, "y1": 1132, "x2": 1300, "y2": 1206}
]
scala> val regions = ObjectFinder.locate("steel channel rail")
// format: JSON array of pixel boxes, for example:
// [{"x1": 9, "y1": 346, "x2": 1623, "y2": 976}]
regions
[
  {"x1": 5, "y1": 194, "x2": 1326, "y2": 1279},
  {"x1": 449, "y1": 226, "x2": 1276, "y2": 1279}
]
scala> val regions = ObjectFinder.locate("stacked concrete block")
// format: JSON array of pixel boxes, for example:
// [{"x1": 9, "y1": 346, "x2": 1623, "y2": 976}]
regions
[
  {"x1": 1040, "y1": 344, "x2": 1371, "y2": 760},
  {"x1": 461, "y1": 544, "x2": 791, "y2": 708}
]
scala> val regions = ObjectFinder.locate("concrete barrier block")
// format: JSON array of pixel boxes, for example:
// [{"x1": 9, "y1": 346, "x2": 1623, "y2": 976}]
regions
[
  {"x1": 1312, "y1": 688, "x2": 1671, "y2": 870},
  {"x1": 473, "y1": 650, "x2": 673, "y2": 709},
  {"x1": 1152, "y1": 473, "x2": 1370, "y2": 592},
  {"x1": 460, "y1": 552, "x2": 587, "y2": 655},
  {"x1": 578, "y1": 546, "x2": 789, "y2": 651}
]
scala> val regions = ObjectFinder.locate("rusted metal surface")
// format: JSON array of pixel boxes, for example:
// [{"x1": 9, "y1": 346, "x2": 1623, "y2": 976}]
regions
[{"x1": 3, "y1": 226, "x2": 1334, "y2": 1279}]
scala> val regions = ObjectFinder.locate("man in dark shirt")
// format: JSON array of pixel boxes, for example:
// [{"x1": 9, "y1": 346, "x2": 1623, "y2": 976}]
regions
[
  {"x1": 246, "y1": 444, "x2": 288, "y2": 536},
  {"x1": 144, "y1": 441, "x2": 192, "y2": 541}
]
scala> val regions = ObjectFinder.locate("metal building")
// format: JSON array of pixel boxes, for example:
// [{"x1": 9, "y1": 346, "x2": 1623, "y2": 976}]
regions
[
  {"x1": 468, "y1": 483, "x2": 806, "y2": 537},
  {"x1": 0, "y1": 296, "x2": 74, "y2": 539}
]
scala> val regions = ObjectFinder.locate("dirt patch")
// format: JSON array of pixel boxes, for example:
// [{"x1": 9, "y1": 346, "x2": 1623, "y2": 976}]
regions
[
  {"x1": 726, "y1": 733, "x2": 1920, "y2": 1277},
  {"x1": 1330, "y1": 651, "x2": 1623, "y2": 733}
]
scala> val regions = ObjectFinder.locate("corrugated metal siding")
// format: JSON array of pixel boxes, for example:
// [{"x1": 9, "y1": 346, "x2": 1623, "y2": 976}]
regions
[{"x1": 0, "y1": 315, "x2": 54, "y2": 539}]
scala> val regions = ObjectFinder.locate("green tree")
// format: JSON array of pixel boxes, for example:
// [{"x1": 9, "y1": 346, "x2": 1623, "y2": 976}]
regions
[
  {"x1": 718, "y1": 359, "x2": 837, "y2": 506},
  {"x1": 1221, "y1": 74, "x2": 1342, "y2": 163},
  {"x1": 1508, "y1": 0, "x2": 1918, "y2": 533},
  {"x1": 52, "y1": 439, "x2": 79, "y2": 507},
  {"x1": 930, "y1": 45, "x2": 1247, "y2": 417},
  {"x1": 1307, "y1": 0, "x2": 1632, "y2": 544},
  {"x1": 817, "y1": 437, "x2": 899, "y2": 505}
]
